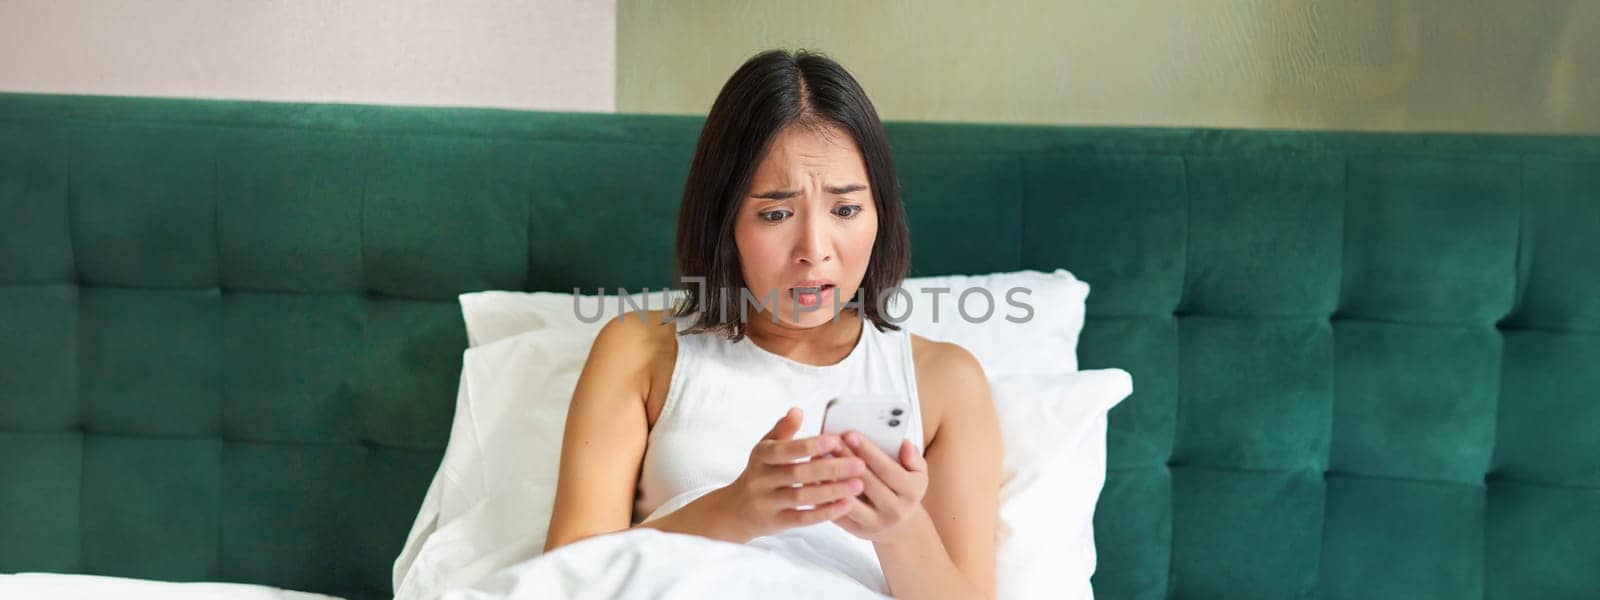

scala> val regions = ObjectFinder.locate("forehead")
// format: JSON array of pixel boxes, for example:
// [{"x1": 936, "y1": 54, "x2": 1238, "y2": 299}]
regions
[{"x1": 751, "y1": 123, "x2": 868, "y2": 180}]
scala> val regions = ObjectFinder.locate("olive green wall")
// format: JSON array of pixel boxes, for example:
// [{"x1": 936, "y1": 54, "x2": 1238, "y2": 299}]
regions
[{"x1": 618, "y1": 0, "x2": 1600, "y2": 133}]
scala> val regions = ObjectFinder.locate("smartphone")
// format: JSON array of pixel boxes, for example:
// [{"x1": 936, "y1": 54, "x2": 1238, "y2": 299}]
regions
[{"x1": 821, "y1": 394, "x2": 911, "y2": 457}]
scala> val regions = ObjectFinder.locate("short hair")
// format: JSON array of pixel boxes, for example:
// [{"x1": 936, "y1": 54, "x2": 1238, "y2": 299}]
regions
[{"x1": 673, "y1": 48, "x2": 910, "y2": 341}]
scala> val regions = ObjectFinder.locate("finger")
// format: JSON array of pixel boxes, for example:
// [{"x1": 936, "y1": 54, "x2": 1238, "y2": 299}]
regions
[
  {"x1": 853, "y1": 462, "x2": 898, "y2": 511},
  {"x1": 766, "y1": 456, "x2": 865, "y2": 487},
  {"x1": 834, "y1": 494, "x2": 877, "y2": 530},
  {"x1": 761, "y1": 434, "x2": 842, "y2": 465},
  {"x1": 899, "y1": 439, "x2": 927, "y2": 472},
  {"x1": 835, "y1": 442, "x2": 898, "y2": 508},
  {"x1": 831, "y1": 511, "x2": 863, "y2": 537},
  {"x1": 779, "y1": 497, "x2": 853, "y2": 528},
  {"x1": 763, "y1": 406, "x2": 804, "y2": 441},
  {"x1": 843, "y1": 431, "x2": 913, "y2": 493},
  {"x1": 774, "y1": 478, "x2": 864, "y2": 510}
]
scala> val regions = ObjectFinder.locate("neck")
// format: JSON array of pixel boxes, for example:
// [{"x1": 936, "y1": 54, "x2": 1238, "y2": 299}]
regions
[{"x1": 743, "y1": 307, "x2": 863, "y2": 365}]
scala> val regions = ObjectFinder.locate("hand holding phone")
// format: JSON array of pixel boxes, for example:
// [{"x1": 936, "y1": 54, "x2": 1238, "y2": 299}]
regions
[{"x1": 820, "y1": 394, "x2": 911, "y2": 457}]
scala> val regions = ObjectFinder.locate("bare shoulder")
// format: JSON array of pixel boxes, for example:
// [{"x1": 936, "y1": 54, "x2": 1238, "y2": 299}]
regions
[
  {"x1": 910, "y1": 333, "x2": 988, "y2": 393},
  {"x1": 590, "y1": 308, "x2": 679, "y2": 371},
  {"x1": 595, "y1": 309, "x2": 679, "y2": 351},
  {"x1": 909, "y1": 333, "x2": 993, "y2": 443},
  {"x1": 589, "y1": 309, "x2": 680, "y2": 426}
]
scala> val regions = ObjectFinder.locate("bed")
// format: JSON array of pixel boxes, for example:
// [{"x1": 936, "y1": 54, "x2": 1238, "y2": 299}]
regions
[{"x1": 1, "y1": 91, "x2": 1597, "y2": 598}]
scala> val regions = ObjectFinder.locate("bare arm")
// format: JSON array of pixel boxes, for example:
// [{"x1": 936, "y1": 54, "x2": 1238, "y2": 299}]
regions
[
  {"x1": 874, "y1": 341, "x2": 1001, "y2": 600},
  {"x1": 824, "y1": 338, "x2": 998, "y2": 598},
  {"x1": 543, "y1": 313, "x2": 656, "y2": 552}
]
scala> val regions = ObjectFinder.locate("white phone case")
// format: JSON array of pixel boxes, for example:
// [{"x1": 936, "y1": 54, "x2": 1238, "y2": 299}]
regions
[{"x1": 821, "y1": 395, "x2": 911, "y2": 457}]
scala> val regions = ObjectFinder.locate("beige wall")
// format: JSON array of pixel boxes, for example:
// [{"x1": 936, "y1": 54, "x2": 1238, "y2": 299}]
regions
[
  {"x1": 4, "y1": 1, "x2": 1595, "y2": 133},
  {"x1": 0, "y1": 0, "x2": 615, "y2": 112},
  {"x1": 618, "y1": 0, "x2": 1600, "y2": 133}
]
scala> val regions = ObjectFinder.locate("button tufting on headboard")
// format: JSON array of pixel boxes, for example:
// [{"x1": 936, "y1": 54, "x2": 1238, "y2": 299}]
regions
[{"x1": 2, "y1": 92, "x2": 1597, "y2": 599}]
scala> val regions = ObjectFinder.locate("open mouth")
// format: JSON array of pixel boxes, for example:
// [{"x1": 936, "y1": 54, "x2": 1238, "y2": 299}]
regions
[{"x1": 791, "y1": 284, "x2": 836, "y2": 307}]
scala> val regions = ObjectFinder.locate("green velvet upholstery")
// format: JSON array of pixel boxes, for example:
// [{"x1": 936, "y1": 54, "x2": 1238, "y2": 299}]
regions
[{"x1": 2, "y1": 92, "x2": 1597, "y2": 599}]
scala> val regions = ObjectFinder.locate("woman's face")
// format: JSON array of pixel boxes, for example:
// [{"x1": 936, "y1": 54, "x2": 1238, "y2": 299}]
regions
[{"x1": 734, "y1": 122, "x2": 878, "y2": 329}]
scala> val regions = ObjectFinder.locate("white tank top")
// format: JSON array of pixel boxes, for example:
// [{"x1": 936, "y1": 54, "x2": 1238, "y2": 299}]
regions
[{"x1": 633, "y1": 310, "x2": 925, "y2": 595}]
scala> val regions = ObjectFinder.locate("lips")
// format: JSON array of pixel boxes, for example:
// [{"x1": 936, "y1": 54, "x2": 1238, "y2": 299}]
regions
[
  {"x1": 789, "y1": 280, "x2": 835, "y2": 309},
  {"x1": 789, "y1": 284, "x2": 836, "y2": 302},
  {"x1": 789, "y1": 279, "x2": 835, "y2": 293}
]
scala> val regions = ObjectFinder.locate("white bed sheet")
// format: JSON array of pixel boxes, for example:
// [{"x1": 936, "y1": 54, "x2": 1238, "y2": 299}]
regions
[
  {"x1": 438, "y1": 527, "x2": 891, "y2": 600},
  {"x1": 0, "y1": 573, "x2": 344, "y2": 600}
]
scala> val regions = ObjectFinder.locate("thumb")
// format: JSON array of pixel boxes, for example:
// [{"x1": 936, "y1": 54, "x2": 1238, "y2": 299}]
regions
[
  {"x1": 764, "y1": 406, "x2": 804, "y2": 441},
  {"x1": 900, "y1": 439, "x2": 926, "y2": 472}
]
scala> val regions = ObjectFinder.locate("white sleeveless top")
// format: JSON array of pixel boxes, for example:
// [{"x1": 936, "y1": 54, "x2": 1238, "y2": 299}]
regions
[{"x1": 633, "y1": 310, "x2": 925, "y2": 594}]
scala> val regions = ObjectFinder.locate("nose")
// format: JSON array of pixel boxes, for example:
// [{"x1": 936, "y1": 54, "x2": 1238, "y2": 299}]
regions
[{"x1": 793, "y1": 212, "x2": 832, "y2": 265}]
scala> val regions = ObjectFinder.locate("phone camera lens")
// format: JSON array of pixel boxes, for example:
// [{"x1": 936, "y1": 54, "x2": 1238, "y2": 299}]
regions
[
  {"x1": 888, "y1": 419, "x2": 901, "y2": 427},
  {"x1": 891, "y1": 408, "x2": 903, "y2": 416}
]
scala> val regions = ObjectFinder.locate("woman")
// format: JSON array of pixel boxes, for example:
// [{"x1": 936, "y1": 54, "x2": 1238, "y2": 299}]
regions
[{"x1": 543, "y1": 49, "x2": 1000, "y2": 600}]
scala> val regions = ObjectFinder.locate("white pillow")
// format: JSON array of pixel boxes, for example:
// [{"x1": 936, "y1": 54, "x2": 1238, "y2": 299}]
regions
[
  {"x1": 393, "y1": 325, "x2": 599, "y2": 600},
  {"x1": 993, "y1": 369, "x2": 1131, "y2": 600},
  {"x1": 460, "y1": 288, "x2": 687, "y2": 347},
  {"x1": 888, "y1": 269, "x2": 1089, "y2": 375},
  {"x1": 458, "y1": 269, "x2": 1087, "y2": 376}
]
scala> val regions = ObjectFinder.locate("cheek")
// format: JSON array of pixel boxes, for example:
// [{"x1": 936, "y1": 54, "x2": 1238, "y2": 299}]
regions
[
  {"x1": 733, "y1": 223, "x2": 784, "y2": 280},
  {"x1": 846, "y1": 214, "x2": 879, "y2": 265}
]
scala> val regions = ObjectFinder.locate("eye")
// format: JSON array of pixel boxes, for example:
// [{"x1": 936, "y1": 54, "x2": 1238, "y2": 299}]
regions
[
  {"x1": 834, "y1": 204, "x2": 863, "y2": 218},
  {"x1": 758, "y1": 210, "x2": 792, "y2": 223}
]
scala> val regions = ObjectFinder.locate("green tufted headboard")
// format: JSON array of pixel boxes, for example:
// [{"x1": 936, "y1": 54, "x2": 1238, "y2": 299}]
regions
[{"x1": 2, "y1": 91, "x2": 1597, "y2": 599}]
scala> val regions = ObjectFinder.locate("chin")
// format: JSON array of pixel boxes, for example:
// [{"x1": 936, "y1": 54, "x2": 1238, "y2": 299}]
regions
[{"x1": 773, "y1": 304, "x2": 839, "y2": 328}]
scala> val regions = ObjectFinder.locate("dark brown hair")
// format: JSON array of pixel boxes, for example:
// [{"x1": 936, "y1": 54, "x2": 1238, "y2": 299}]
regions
[{"x1": 672, "y1": 48, "x2": 910, "y2": 341}]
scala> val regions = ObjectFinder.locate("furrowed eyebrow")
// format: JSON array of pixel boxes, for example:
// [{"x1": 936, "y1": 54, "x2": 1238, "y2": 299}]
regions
[
  {"x1": 750, "y1": 189, "x2": 801, "y2": 200},
  {"x1": 750, "y1": 183, "x2": 867, "y2": 200}
]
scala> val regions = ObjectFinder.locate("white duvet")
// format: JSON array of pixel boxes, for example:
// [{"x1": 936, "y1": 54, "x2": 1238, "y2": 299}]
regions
[
  {"x1": 438, "y1": 527, "x2": 890, "y2": 600},
  {"x1": 0, "y1": 573, "x2": 341, "y2": 600}
]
